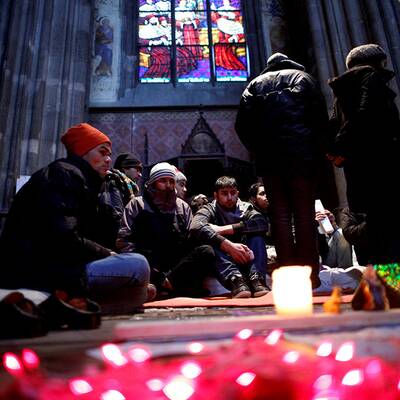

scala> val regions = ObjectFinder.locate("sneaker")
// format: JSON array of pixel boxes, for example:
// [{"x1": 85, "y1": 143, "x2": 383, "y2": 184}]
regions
[
  {"x1": 146, "y1": 284, "x2": 157, "y2": 302},
  {"x1": 247, "y1": 273, "x2": 270, "y2": 297},
  {"x1": 227, "y1": 275, "x2": 251, "y2": 298}
]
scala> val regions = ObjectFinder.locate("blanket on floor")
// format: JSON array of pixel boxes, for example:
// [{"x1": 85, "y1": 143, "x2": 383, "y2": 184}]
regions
[{"x1": 144, "y1": 291, "x2": 354, "y2": 308}]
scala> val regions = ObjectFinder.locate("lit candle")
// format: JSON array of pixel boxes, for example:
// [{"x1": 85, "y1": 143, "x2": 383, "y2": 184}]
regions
[{"x1": 272, "y1": 266, "x2": 313, "y2": 316}]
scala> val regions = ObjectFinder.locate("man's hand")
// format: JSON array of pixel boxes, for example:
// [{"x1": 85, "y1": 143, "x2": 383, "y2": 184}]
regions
[
  {"x1": 220, "y1": 239, "x2": 253, "y2": 264},
  {"x1": 209, "y1": 223, "x2": 234, "y2": 236},
  {"x1": 315, "y1": 210, "x2": 337, "y2": 227}
]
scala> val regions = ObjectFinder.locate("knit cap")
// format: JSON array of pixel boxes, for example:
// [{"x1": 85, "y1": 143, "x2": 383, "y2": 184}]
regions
[
  {"x1": 114, "y1": 153, "x2": 142, "y2": 170},
  {"x1": 61, "y1": 123, "x2": 111, "y2": 157},
  {"x1": 174, "y1": 167, "x2": 187, "y2": 182},
  {"x1": 147, "y1": 162, "x2": 176, "y2": 185},
  {"x1": 345, "y1": 44, "x2": 387, "y2": 69}
]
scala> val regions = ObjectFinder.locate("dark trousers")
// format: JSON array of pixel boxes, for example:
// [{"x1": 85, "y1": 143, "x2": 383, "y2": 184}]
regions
[
  {"x1": 167, "y1": 245, "x2": 216, "y2": 296},
  {"x1": 263, "y1": 171, "x2": 320, "y2": 287}
]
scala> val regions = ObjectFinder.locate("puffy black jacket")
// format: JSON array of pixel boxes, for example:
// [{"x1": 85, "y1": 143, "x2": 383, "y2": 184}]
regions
[
  {"x1": 235, "y1": 66, "x2": 329, "y2": 174},
  {"x1": 328, "y1": 65, "x2": 400, "y2": 159},
  {"x1": 0, "y1": 155, "x2": 112, "y2": 293}
]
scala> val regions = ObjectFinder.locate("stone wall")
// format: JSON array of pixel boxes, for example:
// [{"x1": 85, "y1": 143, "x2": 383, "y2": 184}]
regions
[{"x1": 89, "y1": 110, "x2": 249, "y2": 167}]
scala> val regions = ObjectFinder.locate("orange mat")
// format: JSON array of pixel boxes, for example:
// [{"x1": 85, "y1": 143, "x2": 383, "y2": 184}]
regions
[{"x1": 144, "y1": 291, "x2": 354, "y2": 308}]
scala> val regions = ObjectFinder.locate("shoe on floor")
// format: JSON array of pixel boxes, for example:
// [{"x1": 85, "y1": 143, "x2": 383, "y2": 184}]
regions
[
  {"x1": 146, "y1": 284, "x2": 157, "y2": 302},
  {"x1": 226, "y1": 274, "x2": 251, "y2": 298},
  {"x1": 247, "y1": 273, "x2": 270, "y2": 297}
]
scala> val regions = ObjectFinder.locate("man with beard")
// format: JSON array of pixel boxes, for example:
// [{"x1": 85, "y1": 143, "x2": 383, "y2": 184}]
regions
[
  {"x1": 117, "y1": 162, "x2": 215, "y2": 298},
  {"x1": 190, "y1": 176, "x2": 269, "y2": 298}
]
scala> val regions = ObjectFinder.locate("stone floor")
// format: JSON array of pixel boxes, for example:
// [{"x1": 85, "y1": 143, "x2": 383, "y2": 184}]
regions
[
  {"x1": 1, "y1": 302, "x2": 400, "y2": 395},
  {"x1": 0, "y1": 304, "x2": 324, "y2": 378}
]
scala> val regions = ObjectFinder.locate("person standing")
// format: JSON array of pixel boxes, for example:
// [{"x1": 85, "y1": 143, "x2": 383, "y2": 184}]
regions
[
  {"x1": 0, "y1": 123, "x2": 150, "y2": 314},
  {"x1": 328, "y1": 44, "x2": 400, "y2": 264},
  {"x1": 235, "y1": 53, "x2": 329, "y2": 288}
]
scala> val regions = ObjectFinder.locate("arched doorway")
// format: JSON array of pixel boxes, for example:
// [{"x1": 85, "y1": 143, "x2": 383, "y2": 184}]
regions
[{"x1": 174, "y1": 112, "x2": 256, "y2": 199}]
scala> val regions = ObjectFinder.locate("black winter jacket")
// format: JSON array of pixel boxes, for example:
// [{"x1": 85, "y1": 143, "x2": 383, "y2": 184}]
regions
[
  {"x1": 328, "y1": 65, "x2": 400, "y2": 160},
  {"x1": 235, "y1": 66, "x2": 329, "y2": 174},
  {"x1": 0, "y1": 156, "x2": 112, "y2": 293},
  {"x1": 117, "y1": 194, "x2": 193, "y2": 273}
]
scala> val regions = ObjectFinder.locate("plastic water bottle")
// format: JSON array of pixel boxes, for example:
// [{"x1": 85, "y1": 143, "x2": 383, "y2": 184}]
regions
[{"x1": 315, "y1": 199, "x2": 334, "y2": 235}]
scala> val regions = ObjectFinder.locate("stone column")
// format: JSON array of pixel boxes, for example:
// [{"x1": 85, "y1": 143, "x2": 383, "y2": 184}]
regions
[
  {"x1": 304, "y1": 0, "x2": 400, "y2": 207},
  {"x1": 362, "y1": 0, "x2": 400, "y2": 106},
  {"x1": 0, "y1": 0, "x2": 92, "y2": 214},
  {"x1": 379, "y1": 1, "x2": 400, "y2": 91},
  {"x1": 305, "y1": 0, "x2": 334, "y2": 105},
  {"x1": 342, "y1": 0, "x2": 368, "y2": 46}
]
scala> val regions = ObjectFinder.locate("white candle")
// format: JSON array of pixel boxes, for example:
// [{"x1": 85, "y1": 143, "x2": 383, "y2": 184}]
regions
[{"x1": 272, "y1": 266, "x2": 313, "y2": 316}]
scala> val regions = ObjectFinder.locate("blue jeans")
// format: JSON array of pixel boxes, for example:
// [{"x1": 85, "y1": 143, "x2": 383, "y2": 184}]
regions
[
  {"x1": 215, "y1": 235, "x2": 267, "y2": 284},
  {"x1": 86, "y1": 253, "x2": 150, "y2": 314}
]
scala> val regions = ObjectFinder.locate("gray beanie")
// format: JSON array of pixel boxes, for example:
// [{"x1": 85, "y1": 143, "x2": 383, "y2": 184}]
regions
[
  {"x1": 345, "y1": 44, "x2": 387, "y2": 69},
  {"x1": 147, "y1": 162, "x2": 176, "y2": 185}
]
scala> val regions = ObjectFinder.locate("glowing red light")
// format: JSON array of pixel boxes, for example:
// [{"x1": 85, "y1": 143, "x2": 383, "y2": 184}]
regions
[
  {"x1": 236, "y1": 372, "x2": 256, "y2": 387},
  {"x1": 265, "y1": 329, "x2": 282, "y2": 345},
  {"x1": 342, "y1": 369, "x2": 363, "y2": 386},
  {"x1": 187, "y1": 342, "x2": 204, "y2": 354},
  {"x1": 128, "y1": 346, "x2": 151, "y2": 363},
  {"x1": 181, "y1": 362, "x2": 202, "y2": 379},
  {"x1": 21, "y1": 348, "x2": 40, "y2": 369},
  {"x1": 316, "y1": 342, "x2": 333, "y2": 357},
  {"x1": 101, "y1": 343, "x2": 127, "y2": 367},
  {"x1": 146, "y1": 378, "x2": 164, "y2": 391},
  {"x1": 313, "y1": 374, "x2": 333, "y2": 391},
  {"x1": 313, "y1": 393, "x2": 339, "y2": 400},
  {"x1": 3, "y1": 352, "x2": 23, "y2": 374},
  {"x1": 100, "y1": 389, "x2": 126, "y2": 400},
  {"x1": 236, "y1": 329, "x2": 253, "y2": 340},
  {"x1": 335, "y1": 342, "x2": 354, "y2": 362},
  {"x1": 282, "y1": 351, "x2": 299, "y2": 364},
  {"x1": 69, "y1": 379, "x2": 93, "y2": 395},
  {"x1": 365, "y1": 359, "x2": 381, "y2": 375},
  {"x1": 163, "y1": 376, "x2": 195, "y2": 400}
]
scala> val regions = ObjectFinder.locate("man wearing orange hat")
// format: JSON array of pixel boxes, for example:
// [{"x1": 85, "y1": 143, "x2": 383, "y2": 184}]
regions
[{"x1": 0, "y1": 123, "x2": 150, "y2": 314}]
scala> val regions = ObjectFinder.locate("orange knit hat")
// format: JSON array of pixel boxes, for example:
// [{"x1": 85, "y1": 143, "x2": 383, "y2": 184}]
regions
[{"x1": 61, "y1": 123, "x2": 111, "y2": 156}]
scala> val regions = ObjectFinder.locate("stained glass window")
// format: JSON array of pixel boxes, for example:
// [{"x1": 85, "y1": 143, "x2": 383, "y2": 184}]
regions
[{"x1": 137, "y1": 0, "x2": 249, "y2": 83}]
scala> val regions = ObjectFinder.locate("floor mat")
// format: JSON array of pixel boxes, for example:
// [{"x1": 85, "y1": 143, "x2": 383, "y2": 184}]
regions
[{"x1": 144, "y1": 291, "x2": 354, "y2": 308}]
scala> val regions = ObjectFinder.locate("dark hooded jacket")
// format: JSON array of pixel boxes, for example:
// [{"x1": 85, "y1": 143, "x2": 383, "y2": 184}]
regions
[
  {"x1": 235, "y1": 59, "x2": 329, "y2": 174},
  {"x1": 328, "y1": 65, "x2": 400, "y2": 213},
  {"x1": 0, "y1": 155, "x2": 112, "y2": 293},
  {"x1": 328, "y1": 65, "x2": 400, "y2": 160}
]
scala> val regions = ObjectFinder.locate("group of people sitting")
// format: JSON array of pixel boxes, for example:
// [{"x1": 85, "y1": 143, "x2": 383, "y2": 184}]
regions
[{"x1": 0, "y1": 122, "x2": 363, "y2": 317}]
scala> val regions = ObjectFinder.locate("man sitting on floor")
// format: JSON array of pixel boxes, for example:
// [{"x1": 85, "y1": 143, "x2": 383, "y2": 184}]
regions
[
  {"x1": 189, "y1": 176, "x2": 269, "y2": 298},
  {"x1": 117, "y1": 162, "x2": 216, "y2": 298},
  {"x1": 0, "y1": 123, "x2": 150, "y2": 314}
]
